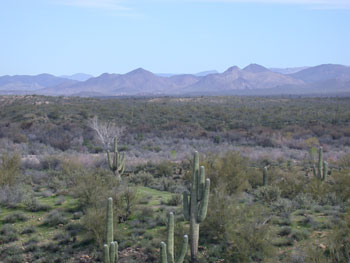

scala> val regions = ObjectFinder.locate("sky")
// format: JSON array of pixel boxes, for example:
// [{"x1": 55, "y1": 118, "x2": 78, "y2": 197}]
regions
[{"x1": 0, "y1": 0, "x2": 349, "y2": 76}]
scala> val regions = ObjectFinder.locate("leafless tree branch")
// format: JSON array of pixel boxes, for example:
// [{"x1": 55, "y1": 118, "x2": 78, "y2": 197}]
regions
[{"x1": 88, "y1": 116, "x2": 125, "y2": 150}]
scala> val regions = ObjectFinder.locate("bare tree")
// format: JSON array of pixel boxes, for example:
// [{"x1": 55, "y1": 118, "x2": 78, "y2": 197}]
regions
[{"x1": 88, "y1": 116, "x2": 125, "y2": 150}]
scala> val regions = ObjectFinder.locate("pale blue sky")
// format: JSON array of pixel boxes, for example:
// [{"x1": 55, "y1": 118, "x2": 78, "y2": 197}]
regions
[{"x1": 0, "y1": 0, "x2": 349, "y2": 76}]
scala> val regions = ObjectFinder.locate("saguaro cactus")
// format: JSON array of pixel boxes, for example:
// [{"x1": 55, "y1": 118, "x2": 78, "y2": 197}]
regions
[
  {"x1": 183, "y1": 151, "x2": 210, "y2": 263},
  {"x1": 104, "y1": 197, "x2": 119, "y2": 263},
  {"x1": 160, "y1": 212, "x2": 188, "y2": 263},
  {"x1": 263, "y1": 166, "x2": 268, "y2": 186},
  {"x1": 312, "y1": 146, "x2": 328, "y2": 181},
  {"x1": 107, "y1": 137, "x2": 125, "y2": 179}
]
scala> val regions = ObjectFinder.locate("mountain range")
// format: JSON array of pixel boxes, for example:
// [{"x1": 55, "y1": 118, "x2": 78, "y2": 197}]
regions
[{"x1": 1, "y1": 64, "x2": 350, "y2": 96}]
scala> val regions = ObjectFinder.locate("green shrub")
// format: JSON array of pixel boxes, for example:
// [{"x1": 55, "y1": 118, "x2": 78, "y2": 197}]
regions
[
  {"x1": 5, "y1": 254, "x2": 23, "y2": 263},
  {"x1": 165, "y1": 194, "x2": 182, "y2": 206},
  {"x1": 271, "y1": 216, "x2": 292, "y2": 226},
  {"x1": 304, "y1": 178, "x2": 331, "y2": 201},
  {"x1": 271, "y1": 198, "x2": 293, "y2": 215},
  {"x1": 25, "y1": 197, "x2": 51, "y2": 212},
  {"x1": 1, "y1": 245, "x2": 22, "y2": 257},
  {"x1": 65, "y1": 222, "x2": 85, "y2": 238},
  {"x1": 293, "y1": 193, "x2": 316, "y2": 209},
  {"x1": 24, "y1": 238, "x2": 39, "y2": 252},
  {"x1": 278, "y1": 227, "x2": 292, "y2": 236},
  {"x1": 272, "y1": 237, "x2": 293, "y2": 247},
  {"x1": 254, "y1": 185, "x2": 281, "y2": 204},
  {"x1": 55, "y1": 195, "x2": 66, "y2": 205},
  {"x1": 0, "y1": 224, "x2": 18, "y2": 243},
  {"x1": 111, "y1": 185, "x2": 138, "y2": 222},
  {"x1": 82, "y1": 204, "x2": 116, "y2": 247},
  {"x1": 42, "y1": 210, "x2": 68, "y2": 227},
  {"x1": 0, "y1": 184, "x2": 30, "y2": 208},
  {"x1": 154, "y1": 161, "x2": 174, "y2": 178},
  {"x1": 129, "y1": 172, "x2": 154, "y2": 186},
  {"x1": 331, "y1": 170, "x2": 350, "y2": 202},
  {"x1": 291, "y1": 229, "x2": 310, "y2": 241},
  {"x1": 0, "y1": 152, "x2": 21, "y2": 186},
  {"x1": 326, "y1": 214, "x2": 350, "y2": 262},
  {"x1": 277, "y1": 173, "x2": 306, "y2": 199},
  {"x1": 337, "y1": 153, "x2": 350, "y2": 168},
  {"x1": 201, "y1": 186, "x2": 275, "y2": 262},
  {"x1": 3, "y1": 212, "x2": 28, "y2": 223},
  {"x1": 200, "y1": 151, "x2": 251, "y2": 195},
  {"x1": 298, "y1": 215, "x2": 316, "y2": 228},
  {"x1": 72, "y1": 168, "x2": 119, "y2": 209},
  {"x1": 21, "y1": 225, "x2": 36, "y2": 235},
  {"x1": 138, "y1": 207, "x2": 154, "y2": 223}
]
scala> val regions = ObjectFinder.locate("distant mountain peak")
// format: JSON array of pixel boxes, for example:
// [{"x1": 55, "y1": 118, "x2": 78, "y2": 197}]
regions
[
  {"x1": 127, "y1": 67, "x2": 153, "y2": 75},
  {"x1": 243, "y1": 64, "x2": 269, "y2": 73},
  {"x1": 224, "y1": 66, "x2": 240, "y2": 73}
]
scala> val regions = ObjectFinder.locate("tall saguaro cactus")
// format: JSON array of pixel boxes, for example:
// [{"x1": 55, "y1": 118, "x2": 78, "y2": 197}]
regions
[
  {"x1": 104, "y1": 197, "x2": 119, "y2": 263},
  {"x1": 183, "y1": 151, "x2": 210, "y2": 263},
  {"x1": 160, "y1": 212, "x2": 188, "y2": 263},
  {"x1": 312, "y1": 146, "x2": 328, "y2": 181},
  {"x1": 107, "y1": 137, "x2": 125, "y2": 179}
]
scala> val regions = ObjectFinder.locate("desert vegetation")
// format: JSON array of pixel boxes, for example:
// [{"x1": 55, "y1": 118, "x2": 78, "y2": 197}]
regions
[{"x1": 1, "y1": 95, "x2": 350, "y2": 262}]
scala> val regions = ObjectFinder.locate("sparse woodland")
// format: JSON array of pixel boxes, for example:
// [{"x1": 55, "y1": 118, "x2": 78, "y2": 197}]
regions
[{"x1": 0, "y1": 95, "x2": 350, "y2": 263}]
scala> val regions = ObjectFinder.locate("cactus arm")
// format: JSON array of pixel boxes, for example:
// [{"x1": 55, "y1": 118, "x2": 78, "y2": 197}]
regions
[
  {"x1": 323, "y1": 161, "x2": 328, "y2": 181},
  {"x1": 113, "y1": 151, "x2": 117, "y2": 169},
  {"x1": 114, "y1": 137, "x2": 118, "y2": 154},
  {"x1": 160, "y1": 242, "x2": 168, "y2": 263},
  {"x1": 190, "y1": 152, "x2": 200, "y2": 262},
  {"x1": 175, "y1": 235, "x2": 188, "y2": 263},
  {"x1": 197, "y1": 178, "x2": 210, "y2": 223},
  {"x1": 318, "y1": 146, "x2": 323, "y2": 179},
  {"x1": 107, "y1": 151, "x2": 114, "y2": 171},
  {"x1": 198, "y1": 166, "x2": 205, "y2": 201},
  {"x1": 167, "y1": 212, "x2": 175, "y2": 263},
  {"x1": 110, "y1": 242, "x2": 116, "y2": 263},
  {"x1": 183, "y1": 191, "x2": 190, "y2": 221},
  {"x1": 193, "y1": 151, "x2": 199, "y2": 176},
  {"x1": 118, "y1": 153, "x2": 125, "y2": 174},
  {"x1": 104, "y1": 244, "x2": 110, "y2": 263},
  {"x1": 103, "y1": 198, "x2": 119, "y2": 263},
  {"x1": 115, "y1": 242, "x2": 119, "y2": 262},
  {"x1": 161, "y1": 213, "x2": 188, "y2": 263},
  {"x1": 106, "y1": 197, "x2": 114, "y2": 245}
]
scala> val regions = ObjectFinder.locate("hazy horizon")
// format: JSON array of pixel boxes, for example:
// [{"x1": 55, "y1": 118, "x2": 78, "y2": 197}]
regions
[{"x1": 1, "y1": 0, "x2": 349, "y2": 76}]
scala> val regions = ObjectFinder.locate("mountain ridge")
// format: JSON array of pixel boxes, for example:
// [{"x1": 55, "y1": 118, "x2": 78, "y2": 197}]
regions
[{"x1": 1, "y1": 64, "x2": 350, "y2": 96}]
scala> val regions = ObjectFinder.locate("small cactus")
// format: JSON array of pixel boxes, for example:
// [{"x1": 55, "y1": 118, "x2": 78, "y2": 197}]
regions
[
  {"x1": 107, "y1": 137, "x2": 125, "y2": 179},
  {"x1": 160, "y1": 212, "x2": 188, "y2": 263},
  {"x1": 104, "y1": 197, "x2": 118, "y2": 263},
  {"x1": 183, "y1": 151, "x2": 210, "y2": 263},
  {"x1": 312, "y1": 146, "x2": 328, "y2": 181}
]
